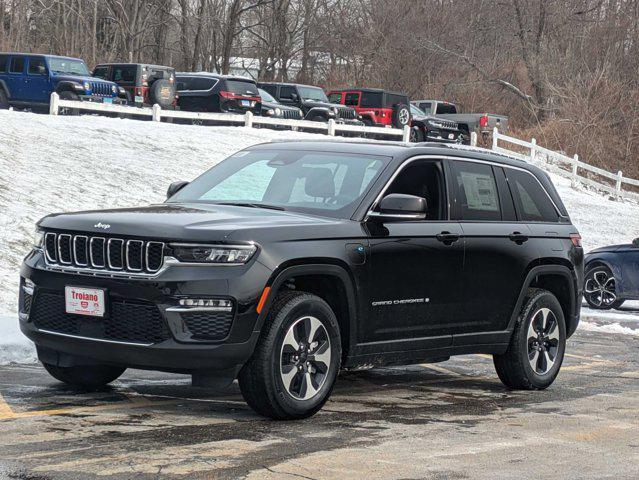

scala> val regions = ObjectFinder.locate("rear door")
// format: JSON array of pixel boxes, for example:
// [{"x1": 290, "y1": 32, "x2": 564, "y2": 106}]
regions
[
  {"x1": 448, "y1": 159, "x2": 536, "y2": 339},
  {"x1": 6, "y1": 56, "x2": 26, "y2": 101},
  {"x1": 25, "y1": 56, "x2": 51, "y2": 104}
]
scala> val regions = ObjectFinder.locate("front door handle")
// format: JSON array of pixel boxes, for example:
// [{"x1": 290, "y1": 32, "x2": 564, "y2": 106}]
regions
[
  {"x1": 436, "y1": 231, "x2": 460, "y2": 245},
  {"x1": 509, "y1": 231, "x2": 529, "y2": 244}
]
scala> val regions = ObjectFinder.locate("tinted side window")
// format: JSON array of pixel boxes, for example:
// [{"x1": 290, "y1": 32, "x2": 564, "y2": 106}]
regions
[
  {"x1": 93, "y1": 66, "x2": 109, "y2": 80},
  {"x1": 360, "y1": 91, "x2": 382, "y2": 107},
  {"x1": 113, "y1": 66, "x2": 137, "y2": 83},
  {"x1": 435, "y1": 103, "x2": 457, "y2": 114},
  {"x1": 418, "y1": 102, "x2": 432, "y2": 112},
  {"x1": 451, "y1": 161, "x2": 501, "y2": 221},
  {"x1": 327, "y1": 92, "x2": 342, "y2": 103},
  {"x1": 28, "y1": 57, "x2": 46, "y2": 75},
  {"x1": 505, "y1": 169, "x2": 559, "y2": 222},
  {"x1": 225, "y1": 80, "x2": 258, "y2": 95},
  {"x1": 0, "y1": 55, "x2": 8, "y2": 73},
  {"x1": 384, "y1": 93, "x2": 408, "y2": 107},
  {"x1": 10, "y1": 57, "x2": 25, "y2": 73},
  {"x1": 261, "y1": 85, "x2": 278, "y2": 97},
  {"x1": 176, "y1": 76, "x2": 218, "y2": 91},
  {"x1": 280, "y1": 86, "x2": 297, "y2": 99},
  {"x1": 344, "y1": 92, "x2": 359, "y2": 106}
]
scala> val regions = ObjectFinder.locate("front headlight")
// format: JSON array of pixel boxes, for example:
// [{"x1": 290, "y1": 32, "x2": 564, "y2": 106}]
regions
[
  {"x1": 33, "y1": 229, "x2": 44, "y2": 248},
  {"x1": 112, "y1": 85, "x2": 118, "y2": 94},
  {"x1": 274, "y1": 107, "x2": 282, "y2": 116},
  {"x1": 83, "y1": 80, "x2": 91, "y2": 91},
  {"x1": 171, "y1": 244, "x2": 257, "y2": 264},
  {"x1": 266, "y1": 109, "x2": 275, "y2": 116}
]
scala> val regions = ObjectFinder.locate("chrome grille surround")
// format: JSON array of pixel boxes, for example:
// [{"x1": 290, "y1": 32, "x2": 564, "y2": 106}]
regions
[{"x1": 43, "y1": 232, "x2": 165, "y2": 277}]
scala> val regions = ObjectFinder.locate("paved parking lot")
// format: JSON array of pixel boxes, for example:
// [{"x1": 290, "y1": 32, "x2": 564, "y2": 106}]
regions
[{"x1": 0, "y1": 329, "x2": 638, "y2": 480}]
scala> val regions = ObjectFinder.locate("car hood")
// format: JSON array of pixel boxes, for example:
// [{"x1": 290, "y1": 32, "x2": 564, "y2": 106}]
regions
[
  {"x1": 37, "y1": 203, "x2": 355, "y2": 243},
  {"x1": 261, "y1": 100, "x2": 300, "y2": 112},
  {"x1": 303, "y1": 100, "x2": 351, "y2": 111},
  {"x1": 52, "y1": 73, "x2": 115, "y2": 85},
  {"x1": 586, "y1": 244, "x2": 636, "y2": 254}
]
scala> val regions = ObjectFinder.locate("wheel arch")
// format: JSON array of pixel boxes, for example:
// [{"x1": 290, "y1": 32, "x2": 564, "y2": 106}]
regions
[
  {"x1": 509, "y1": 265, "x2": 580, "y2": 338},
  {"x1": 55, "y1": 81, "x2": 80, "y2": 94},
  {"x1": 256, "y1": 262, "x2": 358, "y2": 362}
]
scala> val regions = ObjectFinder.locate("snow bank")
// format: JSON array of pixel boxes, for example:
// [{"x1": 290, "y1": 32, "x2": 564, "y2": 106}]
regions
[{"x1": 1, "y1": 109, "x2": 638, "y2": 364}]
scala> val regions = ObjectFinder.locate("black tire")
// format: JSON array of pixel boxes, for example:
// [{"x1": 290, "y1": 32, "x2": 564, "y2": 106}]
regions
[
  {"x1": 0, "y1": 88, "x2": 9, "y2": 109},
  {"x1": 584, "y1": 265, "x2": 620, "y2": 310},
  {"x1": 42, "y1": 362, "x2": 126, "y2": 388},
  {"x1": 238, "y1": 291, "x2": 342, "y2": 420},
  {"x1": 148, "y1": 79, "x2": 175, "y2": 109},
  {"x1": 391, "y1": 103, "x2": 411, "y2": 128},
  {"x1": 57, "y1": 90, "x2": 80, "y2": 115},
  {"x1": 494, "y1": 289, "x2": 566, "y2": 390},
  {"x1": 410, "y1": 126, "x2": 425, "y2": 143}
]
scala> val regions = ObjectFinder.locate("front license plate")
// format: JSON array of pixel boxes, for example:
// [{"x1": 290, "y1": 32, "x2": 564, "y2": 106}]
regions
[
  {"x1": 240, "y1": 100, "x2": 251, "y2": 107},
  {"x1": 103, "y1": 97, "x2": 113, "y2": 104},
  {"x1": 65, "y1": 286, "x2": 106, "y2": 317}
]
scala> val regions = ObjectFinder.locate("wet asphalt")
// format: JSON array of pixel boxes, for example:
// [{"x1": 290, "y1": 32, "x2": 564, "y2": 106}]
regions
[{"x1": 0, "y1": 329, "x2": 637, "y2": 480}]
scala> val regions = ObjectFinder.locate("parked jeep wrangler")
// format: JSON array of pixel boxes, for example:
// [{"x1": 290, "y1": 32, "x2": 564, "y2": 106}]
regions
[
  {"x1": 92, "y1": 63, "x2": 177, "y2": 109},
  {"x1": 258, "y1": 82, "x2": 362, "y2": 125},
  {"x1": 21, "y1": 141, "x2": 583, "y2": 420},
  {"x1": 0, "y1": 53, "x2": 124, "y2": 113},
  {"x1": 327, "y1": 88, "x2": 411, "y2": 129}
]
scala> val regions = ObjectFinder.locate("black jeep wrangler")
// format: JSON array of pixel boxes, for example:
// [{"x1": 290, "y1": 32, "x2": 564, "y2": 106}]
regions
[
  {"x1": 20, "y1": 141, "x2": 583, "y2": 420},
  {"x1": 257, "y1": 82, "x2": 362, "y2": 125}
]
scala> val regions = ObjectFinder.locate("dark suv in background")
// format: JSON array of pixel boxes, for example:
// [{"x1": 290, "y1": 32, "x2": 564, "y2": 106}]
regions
[
  {"x1": 92, "y1": 63, "x2": 177, "y2": 109},
  {"x1": 176, "y1": 73, "x2": 261, "y2": 117},
  {"x1": 0, "y1": 53, "x2": 123, "y2": 112},
  {"x1": 258, "y1": 81, "x2": 361, "y2": 124},
  {"x1": 20, "y1": 140, "x2": 583, "y2": 420}
]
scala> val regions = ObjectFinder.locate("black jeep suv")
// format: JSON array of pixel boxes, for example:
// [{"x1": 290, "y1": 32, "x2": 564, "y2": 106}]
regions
[
  {"x1": 257, "y1": 82, "x2": 362, "y2": 125},
  {"x1": 20, "y1": 141, "x2": 583, "y2": 419}
]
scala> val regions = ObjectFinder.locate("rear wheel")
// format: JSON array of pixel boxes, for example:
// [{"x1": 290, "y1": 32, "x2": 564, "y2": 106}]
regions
[
  {"x1": 584, "y1": 265, "x2": 621, "y2": 310},
  {"x1": 42, "y1": 362, "x2": 126, "y2": 388},
  {"x1": 494, "y1": 289, "x2": 566, "y2": 390},
  {"x1": 238, "y1": 291, "x2": 341, "y2": 419},
  {"x1": 0, "y1": 88, "x2": 9, "y2": 109}
]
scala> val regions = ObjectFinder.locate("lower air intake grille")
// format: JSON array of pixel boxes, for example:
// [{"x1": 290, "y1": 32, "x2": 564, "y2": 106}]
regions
[
  {"x1": 182, "y1": 311, "x2": 233, "y2": 340},
  {"x1": 31, "y1": 292, "x2": 171, "y2": 344}
]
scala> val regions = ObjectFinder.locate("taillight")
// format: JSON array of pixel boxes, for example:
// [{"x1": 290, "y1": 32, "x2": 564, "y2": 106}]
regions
[
  {"x1": 479, "y1": 115, "x2": 488, "y2": 128},
  {"x1": 570, "y1": 233, "x2": 582, "y2": 247},
  {"x1": 219, "y1": 91, "x2": 260, "y2": 102},
  {"x1": 219, "y1": 90, "x2": 233, "y2": 99}
]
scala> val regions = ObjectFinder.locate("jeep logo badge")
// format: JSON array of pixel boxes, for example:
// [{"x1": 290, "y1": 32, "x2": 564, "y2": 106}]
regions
[{"x1": 94, "y1": 222, "x2": 110, "y2": 230}]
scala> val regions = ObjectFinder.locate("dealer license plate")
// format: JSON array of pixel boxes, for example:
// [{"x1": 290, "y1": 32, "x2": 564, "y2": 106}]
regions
[
  {"x1": 103, "y1": 97, "x2": 113, "y2": 104},
  {"x1": 240, "y1": 100, "x2": 251, "y2": 107},
  {"x1": 65, "y1": 286, "x2": 106, "y2": 317}
]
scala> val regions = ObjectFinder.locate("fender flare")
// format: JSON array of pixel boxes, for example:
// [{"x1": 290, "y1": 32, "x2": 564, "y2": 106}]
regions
[
  {"x1": 305, "y1": 106, "x2": 331, "y2": 120},
  {"x1": 55, "y1": 81, "x2": 82, "y2": 94},
  {"x1": 254, "y1": 263, "x2": 358, "y2": 354},
  {"x1": 0, "y1": 79, "x2": 10, "y2": 98},
  {"x1": 507, "y1": 264, "x2": 579, "y2": 337}
]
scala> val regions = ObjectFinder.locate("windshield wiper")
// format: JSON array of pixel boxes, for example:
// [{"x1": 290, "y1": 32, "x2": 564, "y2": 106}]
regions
[{"x1": 216, "y1": 202, "x2": 285, "y2": 211}]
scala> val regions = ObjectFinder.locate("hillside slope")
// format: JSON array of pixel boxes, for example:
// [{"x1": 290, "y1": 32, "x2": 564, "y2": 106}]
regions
[{"x1": 1, "y1": 109, "x2": 638, "y2": 363}]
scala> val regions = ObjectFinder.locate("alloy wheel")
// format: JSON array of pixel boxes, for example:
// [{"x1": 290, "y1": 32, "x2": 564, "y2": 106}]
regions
[
  {"x1": 279, "y1": 316, "x2": 331, "y2": 401},
  {"x1": 398, "y1": 108, "x2": 410, "y2": 125},
  {"x1": 527, "y1": 307, "x2": 560, "y2": 375},
  {"x1": 585, "y1": 270, "x2": 617, "y2": 307}
]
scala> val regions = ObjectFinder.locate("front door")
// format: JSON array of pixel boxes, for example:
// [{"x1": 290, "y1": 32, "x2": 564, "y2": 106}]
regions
[
  {"x1": 25, "y1": 57, "x2": 51, "y2": 104},
  {"x1": 360, "y1": 159, "x2": 464, "y2": 345}
]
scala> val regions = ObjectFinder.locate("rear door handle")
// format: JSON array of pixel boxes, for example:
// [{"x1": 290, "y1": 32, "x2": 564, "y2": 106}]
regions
[
  {"x1": 436, "y1": 231, "x2": 460, "y2": 245},
  {"x1": 509, "y1": 231, "x2": 529, "y2": 244}
]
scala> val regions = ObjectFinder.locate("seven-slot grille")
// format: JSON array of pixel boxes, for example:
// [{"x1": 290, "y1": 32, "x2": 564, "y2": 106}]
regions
[
  {"x1": 336, "y1": 107, "x2": 357, "y2": 120},
  {"x1": 44, "y1": 232, "x2": 164, "y2": 274},
  {"x1": 282, "y1": 109, "x2": 301, "y2": 119},
  {"x1": 90, "y1": 82, "x2": 113, "y2": 97}
]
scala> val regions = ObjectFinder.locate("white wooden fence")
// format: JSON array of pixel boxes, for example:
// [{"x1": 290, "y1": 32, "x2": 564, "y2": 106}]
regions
[
  {"x1": 492, "y1": 127, "x2": 639, "y2": 203},
  {"x1": 48, "y1": 92, "x2": 411, "y2": 141}
]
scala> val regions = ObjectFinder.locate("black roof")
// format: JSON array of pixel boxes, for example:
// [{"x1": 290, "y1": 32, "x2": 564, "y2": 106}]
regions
[
  {"x1": 257, "y1": 81, "x2": 323, "y2": 89},
  {"x1": 94, "y1": 62, "x2": 174, "y2": 70},
  {"x1": 176, "y1": 72, "x2": 256, "y2": 83},
  {"x1": 329, "y1": 87, "x2": 408, "y2": 96}
]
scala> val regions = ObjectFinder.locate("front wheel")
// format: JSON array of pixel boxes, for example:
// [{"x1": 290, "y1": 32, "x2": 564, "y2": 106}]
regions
[
  {"x1": 238, "y1": 291, "x2": 342, "y2": 419},
  {"x1": 57, "y1": 90, "x2": 80, "y2": 115},
  {"x1": 494, "y1": 289, "x2": 566, "y2": 390},
  {"x1": 410, "y1": 127, "x2": 424, "y2": 143},
  {"x1": 584, "y1": 265, "x2": 621, "y2": 310},
  {"x1": 42, "y1": 362, "x2": 126, "y2": 388}
]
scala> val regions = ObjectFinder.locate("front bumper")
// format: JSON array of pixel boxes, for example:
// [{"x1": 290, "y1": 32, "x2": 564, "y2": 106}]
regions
[
  {"x1": 19, "y1": 250, "x2": 270, "y2": 373},
  {"x1": 426, "y1": 128, "x2": 461, "y2": 143},
  {"x1": 79, "y1": 95, "x2": 127, "y2": 105}
]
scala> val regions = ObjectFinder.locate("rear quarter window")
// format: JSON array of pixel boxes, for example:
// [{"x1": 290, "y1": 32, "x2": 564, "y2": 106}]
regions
[
  {"x1": 113, "y1": 66, "x2": 137, "y2": 83},
  {"x1": 10, "y1": 57, "x2": 25, "y2": 74},
  {"x1": 505, "y1": 168, "x2": 559, "y2": 222},
  {"x1": 360, "y1": 91, "x2": 382, "y2": 108},
  {"x1": 384, "y1": 93, "x2": 408, "y2": 107}
]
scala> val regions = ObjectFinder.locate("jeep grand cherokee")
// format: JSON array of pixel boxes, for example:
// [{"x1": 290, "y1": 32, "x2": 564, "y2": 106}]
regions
[{"x1": 19, "y1": 141, "x2": 583, "y2": 419}]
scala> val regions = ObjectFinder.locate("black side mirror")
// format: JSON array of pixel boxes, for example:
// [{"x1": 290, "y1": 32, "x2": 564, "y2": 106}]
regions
[
  {"x1": 369, "y1": 193, "x2": 427, "y2": 221},
  {"x1": 167, "y1": 180, "x2": 189, "y2": 199},
  {"x1": 633, "y1": 238, "x2": 639, "y2": 247},
  {"x1": 290, "y1": 92, "x2": 299, "y2": 102}
]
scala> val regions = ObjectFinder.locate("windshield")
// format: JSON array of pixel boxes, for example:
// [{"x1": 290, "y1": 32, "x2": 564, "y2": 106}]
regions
[
  {"x1": 48, "y1": 58, "x2": 89, "y2": 76},
  {"x1": 410, "y1": 104, "x2": 425, "y2": 116},
  {"x1": 298, "y1": 86, "x2": 328, "y2": 102},
  {"x1": 258, "y1": 88, "x2": 277, "y2": 103},
  {"x1": 167, "y1": 149, "x2": 389, "y2": 219}
]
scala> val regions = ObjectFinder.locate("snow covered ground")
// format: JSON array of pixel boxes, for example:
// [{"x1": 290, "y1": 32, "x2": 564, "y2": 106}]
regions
[{"x1": 1, "y1": 109, "x2": 638, "y2": 364}]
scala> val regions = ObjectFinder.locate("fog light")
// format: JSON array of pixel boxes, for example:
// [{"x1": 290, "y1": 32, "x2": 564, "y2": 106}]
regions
[
  {"x1": 22, "y1": 279, "x2": 35, "y2": 295},
  {"x1": 178, "y1": 298, "x2": 232, "y2": 310}
]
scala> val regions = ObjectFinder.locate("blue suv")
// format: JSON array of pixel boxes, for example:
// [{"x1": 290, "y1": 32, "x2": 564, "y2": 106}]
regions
[{"x1": 0, "y1": 53, "x2": 124, "y2": 113}]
